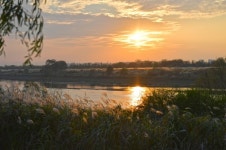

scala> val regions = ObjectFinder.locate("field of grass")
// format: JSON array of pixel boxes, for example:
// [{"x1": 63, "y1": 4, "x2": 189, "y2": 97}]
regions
[{"x1": 0, "y1": 83, "x2": 225, "y2": 149}]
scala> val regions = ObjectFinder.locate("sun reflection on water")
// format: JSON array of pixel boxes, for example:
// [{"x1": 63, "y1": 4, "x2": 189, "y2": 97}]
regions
[{"x1": 130, "y1": 86, "x2": 147, "y2": 106}]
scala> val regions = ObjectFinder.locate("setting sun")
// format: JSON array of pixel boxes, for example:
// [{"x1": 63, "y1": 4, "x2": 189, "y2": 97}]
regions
[
  {"x1": 127, "y1": 30, "x2": 150, "y2": 47},
  {"x1": 115, "y1": 30, "x2": 164, "y2": 49}
]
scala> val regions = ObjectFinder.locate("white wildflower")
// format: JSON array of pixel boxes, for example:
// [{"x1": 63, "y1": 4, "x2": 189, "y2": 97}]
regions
[
  {"x1": 168, "y1": 111, "x2": 174, "y2": 117},
  {"x1": 83, "y1": 112, "x2": 88, "y2": 116},
  {"x1": 72, "y1": 108, "x2": 79, "y2": 115},
  {"x1": 150, "y1": 108, "x2": 156, "y2": 113},
  {"x1": 213, "y1": 107, "x2": 220, "y2": 110},
  {"x1": 172, "y1": 105, "x2": 178, "y2": 110},
  {"x1": 144, "y1": 132, "x2": 149, "y2": 138},
  {"x1": 116, "y1": 114, "x2": 120, "y2": 120},
  {"x1": 35, "y1": 108, "x2": 45, "y2": 115},
  {"x1": 83, "y1": 116, "x2": 88, "y2": 124},
  {"x1": 167, "y1": 105, "x2": 171, "y2": 111},
  {"x1": 185, "y1": 107, "x2": 191, "y2": 110},
  {"x1": 26, "y1": 119, "x2": 34, "y2": 125},
  {"x1": 18, "y1": 116, "x2": 22, "y2": 124},
  {"x1": 149, "y1": 120, "x2": 152, "y2": 125},
  {"x1": 128, "y1": 116, "x2": 132, "y2": 121},
  {"x1": 52, "y1": 107, "x2": 60, "y2": 114},
  {"x1": 156, "y1": 110, "x2": 163, "y2": 115},
  {"x1": 92, "y1": 111, "x2": 98, "y2": 119}
]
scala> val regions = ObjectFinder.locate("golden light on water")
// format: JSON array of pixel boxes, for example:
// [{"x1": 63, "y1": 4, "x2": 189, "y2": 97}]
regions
[{"x1": 130, "y1": 86, "x2": 146, "y2": 106}]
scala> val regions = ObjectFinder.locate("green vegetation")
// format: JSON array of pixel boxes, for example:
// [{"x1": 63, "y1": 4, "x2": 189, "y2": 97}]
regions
[
  {"x1": 42, "y1": 59, "x2": 67, "y2": 77},
  {"x1": 197, "y1": 57, "x2": 226, "y2": 89},
  {"x1": 0, "y1": 83, "x2": 225, "y2": 149},
  {"x1": 1, "y1": 57, "x2": 225, "y2": 88},
  {"x1": 0, "y1": 0, "x2": 45, "y2": 64}
]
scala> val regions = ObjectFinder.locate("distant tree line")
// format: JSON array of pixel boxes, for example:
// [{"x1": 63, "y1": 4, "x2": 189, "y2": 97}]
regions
[
  {"x1": 0, "y1": 58, "x2": 225, "y2": 88},
  {"x1": 197, "y1": 57, "x2": 226, "y2": 89},
  {"x1": 68, "y1": 58, "x2": 225, "y2": 69},
  {"x1": 0, "y1": 57, "x2": 225, "y2": 69}
]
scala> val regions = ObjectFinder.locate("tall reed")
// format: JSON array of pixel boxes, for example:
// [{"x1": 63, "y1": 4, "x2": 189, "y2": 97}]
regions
[{"x1": 0, "y1": 83, "x2": 225, "y2": 149}]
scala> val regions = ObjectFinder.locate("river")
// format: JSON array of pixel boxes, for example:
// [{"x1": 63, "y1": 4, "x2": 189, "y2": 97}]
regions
[{"x1": 0, "y1": 80, "x2": 155, "y2": 106}]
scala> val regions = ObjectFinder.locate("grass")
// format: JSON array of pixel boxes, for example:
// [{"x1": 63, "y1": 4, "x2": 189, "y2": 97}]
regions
[{"x1": 0, "y1": 83, "x2": 225, "y2": 149}]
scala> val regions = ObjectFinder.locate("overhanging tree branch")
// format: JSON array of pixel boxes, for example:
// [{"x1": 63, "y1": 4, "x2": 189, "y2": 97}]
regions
[{"x1": 0, "y1": 0, "x2": 45, "y2": 65}]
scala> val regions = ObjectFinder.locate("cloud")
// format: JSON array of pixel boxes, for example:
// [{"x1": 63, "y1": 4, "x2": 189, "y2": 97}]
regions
[
  {"x1": 46, "y1": 20, "x2": 74, "y2": 25},
  {"x1": 43, "y1": 13, "x2": 174, "y2": 38},
  {"x1": 53, "y1": 35, "x2": 116, "y2": 47},
  {"x1": 38, "y1": 0, "x2": 225, "y2": 61},
  {"x1": 41, "y1": 0, "x2": 226, "y2": 20}
]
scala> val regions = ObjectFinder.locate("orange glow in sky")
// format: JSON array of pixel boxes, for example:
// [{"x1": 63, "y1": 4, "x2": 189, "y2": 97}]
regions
[
  {"x1": 114, "y1": 30, "x2": 164, "y2": 49},
  {"x1": 127, "y1": 30, "x2": 151, "y2": 47},
  {"x1": 1, "y1": 0, "x2": 226, "y2": 65}
]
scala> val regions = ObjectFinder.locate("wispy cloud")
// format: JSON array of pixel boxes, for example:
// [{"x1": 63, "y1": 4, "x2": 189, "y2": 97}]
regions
[
  {"x1": 43, "y1": 13, "x2": 174, "y2": 38},
  {"x1": 41, "y1": 0, "x2": 226, "y2": 20},
  {"x1": 2, "y1": 0, "x2": 225, "y2": 65},
  {"x1": 46, "y1": 20, "x2": 74, "y2": 25}
]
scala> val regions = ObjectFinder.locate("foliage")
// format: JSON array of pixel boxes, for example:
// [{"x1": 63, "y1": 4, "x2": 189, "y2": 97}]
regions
[
  {"x1": 0, "y1": 0, "x2": 45, "y2": 65},
  {"x1": 106, "y1": 65, "x2": 114, "y2": 76},
  {"x1": 197, "y1": 57, "x2": 226, "y2": 89},
  {"x1": 42, "y1": 59, "x2": 67, "y2": 76},
  {"x1": 68, "y1": 58, "x2": 226, "y2": 69},
  {"x1": 119, "y1": 67, "x2": 128, "y2": 76},
  {"x1": 0, "y1": 84, "x2": 225, "y2": 149}
]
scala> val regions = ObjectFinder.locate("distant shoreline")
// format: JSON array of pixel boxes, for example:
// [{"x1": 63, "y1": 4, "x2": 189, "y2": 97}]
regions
[{"x1": 0, "y1": 74, "x2": 196, "y2": 88}]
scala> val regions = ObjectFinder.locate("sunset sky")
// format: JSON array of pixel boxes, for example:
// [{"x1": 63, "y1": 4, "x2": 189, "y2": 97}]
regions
[{"x1": 1, "y1": 0, "x2": 226, "y2": 65}]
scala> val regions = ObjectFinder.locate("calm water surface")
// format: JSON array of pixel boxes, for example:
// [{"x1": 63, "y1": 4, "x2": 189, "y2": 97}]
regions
[{"x1": 0, "y1": 80, "x2": 152, "y2": 106}]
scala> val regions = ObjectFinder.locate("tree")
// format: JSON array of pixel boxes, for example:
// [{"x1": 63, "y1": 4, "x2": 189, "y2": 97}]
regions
[
  {"x1": 42, "y1": 59, "x2": 67, "y2": 76},
  {"x1": 197, "y1": 57, "x2": 226, "y2": 89},
  {"x1": 106, "y1": 66, "x2": 114, "y2": 76},
  {"x1": 213, "y1": 57, "x2": 226, "y2": 88},
  {"x1": 45, "y1": 59, "x2": 56, "y2": 66},
  {"x1": 119, "y1": 68, "x2": 128, "y2": 76},
  {"x1": 0, "y1": 0, "x2": 45, "y2": 65},
  {"x1": 52, "y1": 61, "x2": 67, "y2": 71}
]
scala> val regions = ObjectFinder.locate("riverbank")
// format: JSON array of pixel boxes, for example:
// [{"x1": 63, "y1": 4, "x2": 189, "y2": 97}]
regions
[
  {"x1": 0, "y1": 66, "x2": 206, "y2": 87},
  {"x1": 0, "y1": 87, "x2": 225, "y2": 149},
  {"x1": 0, "y1": 74, "x2": 196, "y2": 88}
]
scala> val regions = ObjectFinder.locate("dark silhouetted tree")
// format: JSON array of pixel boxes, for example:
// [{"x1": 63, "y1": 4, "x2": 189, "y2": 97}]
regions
[
  {"x1": 119, "y1": 68, "x2": 128, "y2": 76},
  {"x1": 0, "y1": 0, "x2": 45, "y2": 64},
  {"x1": 106, "y1": 66, "x2": 114, "y2": 76},
  {"x1": 197, "y1": 57, "x2": 226, "y2": 89},
  {"x1": 46, "y1": 59, "x2": 56, "y2": 66},
  {"x1": 53, "y1": 61, "x2": 67, "y2": 71},
  {"x1": 42, "y1": 60, "x2": 67, "y2": 76},
  {"x1": 213, "y1": 57, "x2": 226, "y2": 88}
]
